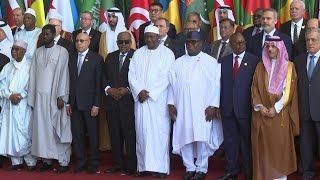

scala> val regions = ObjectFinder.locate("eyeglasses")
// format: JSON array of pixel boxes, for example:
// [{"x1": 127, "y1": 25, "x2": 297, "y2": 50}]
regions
[
  {"x1": 186, "y1": 40, "x2": 201, "y2": 45},
  {"x1": 80, "y1": 17, "x2": 92, "y2": 21},
  {"x1": 253, "y1": 14, "x2": 262, "y2": 18},
  {"x1": 75, "y1": 39, "x2": 89, "y2": 43},
  {"x1": 149, "y1": 9, "x2": 162, "y2": 14},
  {"x1": 230, "y1": 41, "x2": 246, "y2": 46},
  {"x1": 11, "y1": 47, "x2": 23, "y2": 51},
  {"x1": 117, "y1": 40, "x2": 130, "y2": 45}
]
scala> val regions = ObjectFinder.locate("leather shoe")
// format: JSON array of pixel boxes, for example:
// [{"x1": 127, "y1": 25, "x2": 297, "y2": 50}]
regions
[
  {"x1": 183, "y1": 171, "x2": 196, "y2": 179},
  {"x1": 193, "y1": 172, "x2": 206, "y2": 180},
  {"x1": 7, "y1": 164, "x2": 23, "y2": 171},
  {"x1": 126, "y1": 170, "x2": 137, "y2": 176},
  {"x1": 87, "y1": 167, "x2": 100, "y2": 174},
  {"x1": 37, "y1": 163, "x2": 52, "y2": 172},
  {"x1": 27, "y1": 166, "x2": 36, "y2": 171},
  {"x1": 54, "y1": 166, "x2": 69, "y2": 173},
  {"x1": 104, "y1": 166, "x2": 122, "y2": 173},
  {"x1": 72, "y1": 166, "x2": 87, "y2": 173},
  {"x1": 217, "y1": 173, "x2": 237, "y2": 180},
  {"x1": 152, "y1": 172, "x2": 167, "y2": 178},
  {"x1": 134, "y1": 171, "x2": 148, "y2": 177}
]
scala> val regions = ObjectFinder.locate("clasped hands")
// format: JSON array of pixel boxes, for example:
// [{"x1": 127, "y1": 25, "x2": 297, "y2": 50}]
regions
[
  {"x1": 137, "y1": 89, "x2": 149, "y2": 103},
  {"x1": 260, "y1": 105, "x2": 276, "y2": 118},
  {"x1": 107, "y1": 87, "x2": 129, "y2": 101},
  {"x1": 168, "y1": 105, "x2": 221, "y2": 122},
  {"x1": 9, "y1": 93, "x2": 22, "y2": 105}
]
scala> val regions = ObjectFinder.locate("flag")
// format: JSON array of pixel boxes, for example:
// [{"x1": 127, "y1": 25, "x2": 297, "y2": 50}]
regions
[
  {"x1": 75, "y1": 0, "x2": 100, "y2": 29},
  {"x1": 26, "y1": 0, "x2": 46, "y2": 28},
  {"x1": 115, "y1": 0, "x2": 131, "y2": 23},
  {"x1": 7, "y1": 0, "x2": 26, "y2": 27},
  {"x1": 128, "y1": 0, "x2": 150, "y2": 41},
  {"x1": 302, "y1": 0, "x2": 315, "y2": 19},
  {"x1": 98, "y1": 0, "x2": 114, "y2": 32},
  {"x1": 48, "y1": 0, "x2": 78, "y2": 32},
  {"x1": 183, "y1": 0, "x2": 211, "y2": 32},
  {"x1": 179, "y1": 0, "x2": 186, "y2": 24},
  {"x1": 159, "y1": 0, "x2": 181, "y2": 32},
  {"x1": 0, "y1": 1, "x2": 3, "y2": 19}
]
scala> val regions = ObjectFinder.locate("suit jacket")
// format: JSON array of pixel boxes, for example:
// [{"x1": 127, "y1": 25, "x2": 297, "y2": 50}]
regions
[
  {"x1": 72, "y1": 28, "x2": 101, "y2": 53},
  {"x1": 247, "y1": 29, "x2": 293, "y2": 59},
  {"x1": 57, "y1": 37, "x2": 73, "y2": 53},
  {"x1": 242, "y1": 26, "x2": 258, "y2": 41},
  {"x1": 294, "y1": 53, "x2": 320, "y2": 122},
  {"x1": 0, "y1": 53, "x2": 10, "y2": 71},
  {"x1": 280, "y1": 19, "x2": 307, "y2": 58},
  {"x1": 210, "y1": 39, "x2": 233, "y2": 61},
  {"x1": 11, "y1": 26, "x2": 18, "y2": 36},
  {"x1": 102, "y1": 49, "x2": 135, "y2": 112},
  {"x1": 69, "y1": 50, "x2": 103, "y2": 110},
  {"x1": 163, "y1": 37, "x2": 184, "y2": 59},
  {"x1": 138, "y1": 21, "x2": 176, "y2": 47},
  {"x1": 220, "y1": 52, "x2": 260, "y2": 118}
]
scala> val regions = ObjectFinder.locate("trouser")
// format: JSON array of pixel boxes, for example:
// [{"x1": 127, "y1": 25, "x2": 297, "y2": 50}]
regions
[
  {"x1": 180, "y1": 142, "x2": 209, "y2": 173},
  {"x1": 11, "y1": 153, "x2": 37, "y2": 166}
]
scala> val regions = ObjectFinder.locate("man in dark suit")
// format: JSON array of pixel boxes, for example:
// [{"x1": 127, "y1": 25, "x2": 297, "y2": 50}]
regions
[
  {"x1": 11, "y1": 8, "x2": 24, "y2": 36},
  {"x1": 242, "y1": 8, "x2": 263, "y2": 40},
  {"x1": 294, "y1": 28, "x2": 320, "y2": 180},
  {"x1": 72, "y1": 11, "x2": 101, "y2": 53},
  {"x1": 138, "y1": 2, "x2": 176, "y2": 47},
  {"x1": 103, "y1": 32, "x2": 137, "y2": 175},
  {"x1": 67, "y1": 32, "x2": 103, "y2": 174},
  {"x1": 211, "y1": 18, "x2": 234, "y2": 61},
  {"x1": 217, "y1": 33, "x2": 260, "y2": 180},
  {"x1": 280, "y1": 0, "x2": 307, "y2": 58},
  {"x1": 247, "y1": 8, "x2": 293, "y2": 59}
]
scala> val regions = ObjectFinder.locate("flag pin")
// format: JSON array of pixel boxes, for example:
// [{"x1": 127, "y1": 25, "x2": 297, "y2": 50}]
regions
[{"x1": 244, "y1": 63, "x2": 248, "y2": 66}]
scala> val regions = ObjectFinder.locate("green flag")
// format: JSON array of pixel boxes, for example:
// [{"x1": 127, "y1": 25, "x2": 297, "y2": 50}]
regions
[
  {"x1": 184, "y1": 0, "x2": 211, "y2": 32},
  {"x1": 76, "y1": 0, "x2": 101, "y2": 29},
  {"x1": 115, "y1": 0, "x2": 131, "y2": 26}
]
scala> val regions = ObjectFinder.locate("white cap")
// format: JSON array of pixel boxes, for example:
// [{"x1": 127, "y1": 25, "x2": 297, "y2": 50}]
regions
[
  {"x1": 144, "y1": 25, "x2": 159, "y2": 35},
  {"x1": 25, "y1": 8, "x2": 36, "y2": 18},
  {"x1": 13, "y1": 40, "x2": 28, "y2": 50},
  {"x1": 48, "y1": 10, "x2": 63, "y2": 22}
]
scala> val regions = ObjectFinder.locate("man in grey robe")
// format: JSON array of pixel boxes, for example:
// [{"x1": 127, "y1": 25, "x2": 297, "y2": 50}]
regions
[{"x1": 28, "y1": 24, "x2": 71, "y2": 173}]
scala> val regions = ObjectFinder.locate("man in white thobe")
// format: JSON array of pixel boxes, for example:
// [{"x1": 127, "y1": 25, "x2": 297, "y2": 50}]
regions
[
  {"x1": 14, "y1": 8, "x2": 41, "y2": 60},
  {"x1": 168, "y1": 31, "x2": 223, "y2": 180},
  {"x1": 0, "y1": 40, "x2": 36, "y2": 171},
  {"x1": 28, "y1": 24, "x2": 71, "y2": 173},
  {"x1": 128, "y1": 25, "x2": 174, "y2": 178}
]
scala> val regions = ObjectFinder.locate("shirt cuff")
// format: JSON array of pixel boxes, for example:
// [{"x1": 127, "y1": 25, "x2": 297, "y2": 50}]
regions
[
  {"x1": 66, "y1": 104, "x2": 70, "y2": 107},
  {"x1": 105, "y1": 86, "x2": 111, "y2": 96},
  {"x1": 254, "y1": 104, "x2": 263, "y2": 112}
]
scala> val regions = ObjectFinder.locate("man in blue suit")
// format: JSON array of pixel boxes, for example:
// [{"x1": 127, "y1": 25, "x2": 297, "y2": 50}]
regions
[
  {"x1": 247, "y1": 8, "x2": 293, "y2": 59},
  {"x1": 217, "y1": 33, "x2": 260, "y2": 180}
]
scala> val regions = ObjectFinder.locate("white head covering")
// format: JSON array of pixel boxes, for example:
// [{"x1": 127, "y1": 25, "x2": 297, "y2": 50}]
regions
[
  {"x1": 104, "y1": 7, "x2": 127, "y2": 53},
  {"x1": 25, "y1": 8, "x2": 36, "y2": 18},
  {"x1": 13, "y1": 40, "x2": 28, "y2": 49},
  {"x1": 144, "y1": 25, "x2": 159, "y2": 35},
  {"x1": 48, "y1": 10, "x2": 63, "y2": 23},
  {"x1": 0, "y1": 20, "x2": 14, "y2": 59},
  {"x1": 215, "y1": 5, "x2": 235, "y2": 40}
]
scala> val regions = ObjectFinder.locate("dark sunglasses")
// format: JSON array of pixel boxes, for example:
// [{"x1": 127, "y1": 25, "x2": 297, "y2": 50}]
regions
[
  {"x1": 117, "y1": 40, "x2": 130, "y2": 45},
  {"x1": 186, "y1": 40, "x2": 201, "y2": 45}
]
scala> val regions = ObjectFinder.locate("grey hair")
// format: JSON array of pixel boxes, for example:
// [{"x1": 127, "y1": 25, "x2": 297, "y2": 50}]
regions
[
  {"x1": 305, "y1": 28, "x2": 320, "y2": 40},
  {"x1": 263, "y1": 8, "x2": 278, "y2": 19},
  {"x1": 291, "y1": 0, "x2": 305, "y2": 10}
]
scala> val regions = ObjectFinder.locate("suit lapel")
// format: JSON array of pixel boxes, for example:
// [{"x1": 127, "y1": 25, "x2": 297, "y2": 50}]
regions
[
  {"x1": 78, "y1": 50, "x2": 90, "y2": 76},
  {"x1": 311, "y1": 56, "x2": 320, "y2": 80},
  {"x1": 213, "y1": 40, "x2": 221, "y2": 58}
]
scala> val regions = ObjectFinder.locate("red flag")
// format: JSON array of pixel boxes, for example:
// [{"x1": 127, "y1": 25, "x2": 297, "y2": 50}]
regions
[
  {"x1": 212, "y1": 0, "x2": 234, "y2": 27},
  {"x1": 128, "y1": 0, "x2": 151, "y2": 41}
]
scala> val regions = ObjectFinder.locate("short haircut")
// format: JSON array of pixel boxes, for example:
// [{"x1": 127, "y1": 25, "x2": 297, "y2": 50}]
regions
[
  {"x1": 117, "y1": 31, "x2": 132, "y2": 41},
  {"x1": 42, "y1": 24, "x2": 56, "y2": 34},
  {"x1": 291, "y1": 0, "x2": 305, "y2": 10},
  {"x1": 156, "y1": 17, "x2": 170, "y2": 27},
  {"x1": 188, "y1": 12, "x2": 201, "y2": 21},
  {"x1": 263, "y1": 8, "x2": 278, "y2": 19},
  {"x1": 220, "y1": 18, "x2": 235, "y2": 28},
  {"x1": 305, "y1": 28, "x2": 320, "y2": 40},
  {"x1": 149, "y1": 2, "x2": 163, "y2": 10},
  {"x1": 81, "y1": 10, "x2": 93, "y2": 19}
]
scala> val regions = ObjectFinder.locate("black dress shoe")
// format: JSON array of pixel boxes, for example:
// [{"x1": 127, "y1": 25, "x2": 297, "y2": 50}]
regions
[
  {"x1": 183, "y1": 171, "x2": 196, "y2": 180},
  {"x1": 87, "y1": 167, "x2": 100, "y2": 174},
  {"x1": 54, "y1": 166, "x2": 69, "y2": 173},
  {"x1": 27, "y1": 166, "x2": 36, "y2": 171},
  {"x1": 126, "y1": 170, "x2": 137, "y2": 176},
  {"x1": 216, "y1": 173, "x2": 237, "y2": 180},
  {"x1": 37, "y1": 162, "x2": 52, "y2": 172},
  {"x1": 104, "y1": 166, "x2": 122, "y2": 173},
  {"x1": 7, "y1": 164, "x2": 23, "y2": 171},
  {"x1": 134, "y1": 171, "x2": 148, "y2": 177},
  {"x1": 72, "y1": 166, "x2": 87, "y2": 173},
  {"x1": 193, "y1": 172, "x2": 206, "y2": 180},
  {"x1": 152, "y1": 172, "x2": 167, "y2": 178}
]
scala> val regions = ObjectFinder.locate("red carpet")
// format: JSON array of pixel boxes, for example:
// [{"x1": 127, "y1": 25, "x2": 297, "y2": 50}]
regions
[{"x1": 0, "y1": 152, "x2": 317, "y2": 180}]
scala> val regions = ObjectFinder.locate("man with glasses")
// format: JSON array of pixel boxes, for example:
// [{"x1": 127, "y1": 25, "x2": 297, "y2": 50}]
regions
[
  {"x1": 11, "y1": 8, "x2": 24, "y2": 36},
  {"x1": 211, "y1": 18, "x2": 234, "y2": 61},
  {"x1": 168, "y1": 31, "x2": 223, "y2": 180},
  {"x1": 72, "y1": 11, "x2": 101, "y2": 53},
  {"x1": 138, "y1": 2, "x2": 176, "y2": 48},
  {"x1": 217, "y1": 33, "x2": 259, "y2": 180},
  {"x1": 128, "y1": 25, "x2": 174, "y2": 178},
  {"x1": 242, "y1": 8, "x2": 264, "y2": 40},
  {"x1": 103, "y1": 32, "x2": 136, "y2": 175},
  {"x1": 29, "y1": 24, "x2": 71, "y2": 173},
  {"x1": 280, "y1": 0, "x2": 307, "y2": 58}
]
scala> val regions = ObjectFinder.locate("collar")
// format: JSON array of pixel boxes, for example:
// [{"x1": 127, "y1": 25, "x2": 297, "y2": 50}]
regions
[
  {"x1": 79, "y1": 48, "x2": 89, "y2": 57},
  {"x1": 54, "y1": 35, "x2": 61, "y2": 43},
  {"x1": 17, "y1": 24, "x2": 25, "y2": 29},
  {"x1": 160, "y1": 35, "x2": 168, "y2": 43},
  {"x1": 263, "y1": 28, "x2": 276, "y2": 36},
  {"x1": 221, "y1": 39, "x2": 229, "y2": 44},
  {"x1": 309, "y1": 49, "x2": 320, "y2": 59},
  {"x1": 291, "y1": 18, "x2": 304, "y2": 27},
  {"x1": 120, "y1": 52, "x2": 128, "y2": 56},
  {"x1": 13, "y1": 56, "x2": 27, "y2": 69},
  {"x1": 233, "y1": 51, "x2": 245, "y2": 59},
  {"x1": 82, "y1": 27, "x2": 92, "y2": 34}
]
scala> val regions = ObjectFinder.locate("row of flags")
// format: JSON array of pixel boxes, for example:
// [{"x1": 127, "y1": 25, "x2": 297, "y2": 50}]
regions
[{"x1": 1, "y1": 0, "x2": 320, "y2": 38}]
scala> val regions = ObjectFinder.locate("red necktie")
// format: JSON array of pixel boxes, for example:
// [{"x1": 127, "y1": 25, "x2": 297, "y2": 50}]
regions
[{"x1": 233, "y1": 56, "x2": 239, "y2": 79}]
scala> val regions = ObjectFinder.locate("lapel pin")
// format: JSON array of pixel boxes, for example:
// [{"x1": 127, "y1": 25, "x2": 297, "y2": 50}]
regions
[
  {"x1": 244, "y1": 62, "x2": 248, "y2": 66},
  {"x1": 129, "y1": 58, "x2": 132, "y2": 61},
  {"x1": 85, "y1": 57, "x2": 88, "y2": 62}
]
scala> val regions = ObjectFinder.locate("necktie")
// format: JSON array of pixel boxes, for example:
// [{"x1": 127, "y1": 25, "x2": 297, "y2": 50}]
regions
[
  {"x1": 119, "y1": 54, "x2": 125, "y2": 71},
  {"x1": 219, "y1": 41, "x2": 227, "y2": 59},
  {"x1": 17, "y1": 27, "x2": 22, "y2": 32},
  {"x1": 293, "y1": 24, "x2": 298, "y2": 44},
  {"x1": 263, "y1": 35, "x2": 271, "y2": 46},
  {"x1": 308, "y1": 55, "x2": 315, "y2": 80},
  {"x1": 255, "y1": 28, "x2": 260, "y2": 35},
  {"x1": 77, "y1": 53, "x2": 83, "y2": 75},
  {"x1": 233, "y1": 56, "x2": 239, "y2": 79},
  {"x1": 160, "y1": 39, "x2": 164, "y2": 44}
]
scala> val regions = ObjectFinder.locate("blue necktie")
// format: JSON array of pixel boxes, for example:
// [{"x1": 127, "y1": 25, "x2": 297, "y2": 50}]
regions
[
  {"x1": 77, "y1": 53, "x2": 83, "y2": 75},
  {"x1": 308, "y1": 55, "x2": 315, "y2": 80}
]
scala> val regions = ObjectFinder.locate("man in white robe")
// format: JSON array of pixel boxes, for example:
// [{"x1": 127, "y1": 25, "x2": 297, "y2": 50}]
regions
[
  {"x1": 28, "y1": 24, "x2": 71, "y2": 173},
  {"x1": 168, "y1": 31, "x2": 223, "y2": 180},
  {"x1": 14, "y1": 8, "x2": 41, "y2": 60},
  {"x1": 0, "y1": 20, "x2": 14, "y2": 59},
  {"x1": 0, "y1": 40, "x2": 36, "y2": 171},
  {"x1": 128, "y1": 25, "x2": 174, "y2": 178}
]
